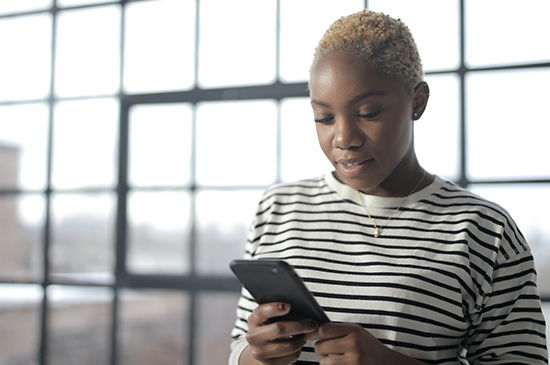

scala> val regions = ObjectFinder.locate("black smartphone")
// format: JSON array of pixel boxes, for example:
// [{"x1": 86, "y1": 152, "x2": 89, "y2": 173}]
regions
[{"x1": 230, "y1": 259, "x2": 330, "y2": 324}]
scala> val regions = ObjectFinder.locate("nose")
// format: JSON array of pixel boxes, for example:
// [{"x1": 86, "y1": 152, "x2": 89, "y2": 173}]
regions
[{"x1": 333, "y1": 117, "x2": 363, "y2": 149}]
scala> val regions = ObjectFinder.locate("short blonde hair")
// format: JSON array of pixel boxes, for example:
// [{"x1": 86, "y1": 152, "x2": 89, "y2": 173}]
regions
[{"x1": 310, "y1": 9, "x2": 423, "y2": 94}]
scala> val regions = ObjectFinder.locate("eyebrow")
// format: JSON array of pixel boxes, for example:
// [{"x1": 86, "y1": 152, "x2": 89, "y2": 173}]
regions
[{"x1": 311, "y1": 89, "x2": 386, "y2": 109}]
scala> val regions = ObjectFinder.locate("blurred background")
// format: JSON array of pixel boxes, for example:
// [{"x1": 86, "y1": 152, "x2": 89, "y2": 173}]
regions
[{"x1": 0, "y1": 0, "x2": 549, "y2": 364}]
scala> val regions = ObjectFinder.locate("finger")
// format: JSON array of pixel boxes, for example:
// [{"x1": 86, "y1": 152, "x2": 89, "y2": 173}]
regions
[
  {"x1": 264, "y1": 352, "x2": 302, "y2": 365},
  {"x1": 316, "y1": 322, "x2": 353, "y2": 340},
  {"x1": 248, "y1": 336, "x2": 306, "y2": 362},
  {"x1": 303, "y1": 327, "x2": 320, "y2": 342},
  {"x1": 315, "y1": 337, "x2": 347, "y2": 358},
  {"x1": 313, "y1": 323, "x2": 355, "y2": 358},
  {"x1": 318, "y1": 354, "x2": 345, "y2": 365},
  {"x1": 259, "y1": 351, "x2": 302, "y2": 365},
  {"x1": 269, "y1": 319, "x2": 318, "y2": 339},
  {"x1": 314, "y1": 324, "x2": 367, "y2": 358},
  {"x1": 248, "y1": 319, "x2": 318, "y2": 345},
  {"x1": 248, "y1": 302, "x2": 291, "y2": 327}
]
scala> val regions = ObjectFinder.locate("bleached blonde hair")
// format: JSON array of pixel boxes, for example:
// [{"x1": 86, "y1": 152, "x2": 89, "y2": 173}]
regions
[{"x1": 310, "y1": 9, "x2": 424, "y2": 94}]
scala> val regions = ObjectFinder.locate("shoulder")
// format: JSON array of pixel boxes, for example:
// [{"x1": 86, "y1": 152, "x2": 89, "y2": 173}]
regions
[
  {"x1": 246, "y1": 175, "x2": 340, "y2": 254},
  {"x1": 262, "y1": 175, "x2": 330, "y2": 197},
  {"x1": 422, "y1": 177, "x2": 518, "y2": 225},
  {"x1": 421, "y1": 177, "x2": 529, "y2": 261},
  {"x1": 250, "y1": 174, "x2": 353, "y2": 232},
  {"x1": 257, "y1": 175, "x2": 338, "y2": 208}
]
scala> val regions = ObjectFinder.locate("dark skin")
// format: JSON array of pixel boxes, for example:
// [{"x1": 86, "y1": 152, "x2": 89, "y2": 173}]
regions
[
  {"x1": 239, "y1": 51, "x2": 432, "y2": 365},
  {"x1": 241, "y1": 303, "x2": 317, "y2": 365},
  {"x1": 311, "y1": 51, "x2": 433, "y2": 197}
]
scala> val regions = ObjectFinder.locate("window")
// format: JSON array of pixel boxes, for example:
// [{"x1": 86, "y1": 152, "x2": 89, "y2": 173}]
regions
[{"x1": 0, "y1": 0, "x2": 548, "y2": 363}]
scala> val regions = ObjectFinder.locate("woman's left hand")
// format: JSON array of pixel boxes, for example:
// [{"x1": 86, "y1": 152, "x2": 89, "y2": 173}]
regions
[
  {"x1": 304, "y1": 323, "x2": 388, "y2": 364},
  {"x1": 304, "y1": 322, "x2": 428, "y2": 365}
]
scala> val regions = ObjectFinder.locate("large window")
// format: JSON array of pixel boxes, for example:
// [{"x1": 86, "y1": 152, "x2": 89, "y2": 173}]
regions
[{"x1": 0, "y1": 0, "x2": 549, "y2": 364}]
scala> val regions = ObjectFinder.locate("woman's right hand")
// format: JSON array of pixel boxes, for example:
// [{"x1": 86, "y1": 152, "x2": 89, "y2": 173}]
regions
[{"x1": 240, "y1": 302, "x2": 318, "y2": 365}]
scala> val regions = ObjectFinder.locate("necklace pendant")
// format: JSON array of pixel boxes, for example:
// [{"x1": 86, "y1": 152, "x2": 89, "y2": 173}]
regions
[{"x1": 374, "y1": 228, "x2": 380, "y2": 237}]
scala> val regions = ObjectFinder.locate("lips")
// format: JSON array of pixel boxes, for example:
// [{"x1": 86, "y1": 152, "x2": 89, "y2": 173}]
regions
[
  {"x1": 342, "y1": 161, "x2": 365, "y2": 168},
  {"x1": 336, "y1": 158, "x2": 372, "y2": 177}
]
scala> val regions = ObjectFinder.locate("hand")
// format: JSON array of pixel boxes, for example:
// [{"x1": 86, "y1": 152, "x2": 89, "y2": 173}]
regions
[
  {"x1": 304, "y1": 323, "x2": 393, "y2": 365},
  {"x1": 242, "y1": 302, "x2": 319, "y2": 365}
]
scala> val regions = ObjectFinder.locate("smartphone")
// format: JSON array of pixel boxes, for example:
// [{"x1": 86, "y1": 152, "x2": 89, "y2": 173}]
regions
[{"x1": 230, "y1": 259, "x2": 330, "y2": 324}]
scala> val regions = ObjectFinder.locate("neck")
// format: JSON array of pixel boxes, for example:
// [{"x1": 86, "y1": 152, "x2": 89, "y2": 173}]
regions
[{"x1": 358, "y1": 154, "x2": 431, "y2": 197}]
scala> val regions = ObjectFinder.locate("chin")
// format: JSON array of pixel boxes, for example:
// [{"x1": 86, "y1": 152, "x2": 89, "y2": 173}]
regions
[{"x1": 335, "y1": 174, "x2": 372, "y2": 192}]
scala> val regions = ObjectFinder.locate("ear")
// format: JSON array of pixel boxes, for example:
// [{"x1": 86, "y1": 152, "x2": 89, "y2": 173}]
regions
[{"x1": 412, "y1": 81, "x2": 430, "y2": 120}]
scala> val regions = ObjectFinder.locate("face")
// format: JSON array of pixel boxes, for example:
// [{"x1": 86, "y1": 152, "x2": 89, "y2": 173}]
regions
[{"x1": 310, "y1": 51, "x2": 425, "y2": 196}]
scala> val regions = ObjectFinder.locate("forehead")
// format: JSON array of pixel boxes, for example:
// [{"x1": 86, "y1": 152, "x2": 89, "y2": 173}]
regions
[{"x1": 310, "y1": 51, "x2": 404, "y2": 99}]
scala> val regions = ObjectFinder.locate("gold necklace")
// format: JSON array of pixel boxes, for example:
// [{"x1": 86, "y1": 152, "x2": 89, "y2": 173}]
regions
[{"x1": 356, "y1": 170, "x2": 426, "y2": 238}]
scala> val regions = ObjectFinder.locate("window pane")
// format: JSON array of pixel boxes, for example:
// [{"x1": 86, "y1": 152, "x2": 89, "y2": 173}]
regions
[
  {"x1": 0, "y1": 14, "x2": 52, "y2": 101},
  {"x1": 280, "y1": 98, "x2": 332, "y2": 182},
  {"x1": 49, "y1": 193, "x2": 116, "y2": 285},
  {"x1": 0, "y1": 103, "x2": 49, "y2": 190},
  {"x1": 0, "y1": 284, "x2": 42, "y2": 364},
  {"x1": 369, "y1": 0, "x2": 460, "y2": 72},
  {"x1": 195, "y1": 292, "x2": 241, "y2": 365},
  {"x1": 0, "y1": 0, "x2": 51, "y2": 14},
  {"x1": 123, "y1": 0, "x2": 196, "y2": 93},
  {"x1": 57, "y1": 0, "x2": 111, "y2": 7},
  {"x1": 47, "y1": 285, "x2": 113, "y2": 365},
  {"x1": 195, "y1": 189, "x2": 264, "y2": 275},
  {"x1": 52, "y1": 98, "x2": 119, "y2": 189},
  {"x1": 118, "y1": 289, "x2": 189, "y2": 365},
  {"x1": 196, "y1": 100, "x2": 277, "y2": 186},
  {"x1": 415, "y1": 74, "x2": 460, "y2": 182},
  {"x1": 55, "y1": 5, "x2": 120, "y2": 97},
  {"x1": 0, "y1": 194, "x2": 44, "y2": 282},
  {"x1": 279, "y1": 0, "x2": 364, "y2": 83},
  {"x1": 466, "y1": 69, "x2": 550, "y2": 180},
  {"x1": 129, "y1": 103, "x2": 193, "y2": 187},
  {"x1": 198, "y1": 0, "x2": 276, "y2": 88},
  {"x1": 127, "y1": 191, "x2": 192, "y2": 275},
  {"x1": 465, "y1": 0, "x2": 550, "y2": 67},
  {"x1": 469, "y1": 184, "x2": 550, "y2": 297}
]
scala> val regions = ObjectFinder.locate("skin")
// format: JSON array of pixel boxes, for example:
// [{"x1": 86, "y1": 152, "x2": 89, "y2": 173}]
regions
[
  {"x1": 239, "y1": 51, "x2": 433, "y2": 365},
  {"x1": 239, "y1": 303, "x2": 318, "y2": 365},
  {"x1": 311, "y1": 50, "x2": 433, "y2": 197}
]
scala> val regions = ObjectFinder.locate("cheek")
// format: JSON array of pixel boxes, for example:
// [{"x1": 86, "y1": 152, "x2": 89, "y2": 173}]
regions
[
  {"x1": 378, "y1": 122, "x2": 414, "y2": 156},
  {"x1": 315, "y1": 126, "x2": 330, "y2": 149},
  {"x1": 355, "y1": 122, "x2": 385, "y2": 149},
  {"x1": 364, "y1": 119, "x2": 413, "y2": 159},
  {"x1": 379, "y1": 108, "x2": 413, "y2": 140},
  {"x1": 315, "y1": 126, "x2": 335, "y2": 160}
]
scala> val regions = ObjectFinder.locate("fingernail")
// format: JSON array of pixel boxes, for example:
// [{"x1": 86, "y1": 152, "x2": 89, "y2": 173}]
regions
[
  {"x1": 308, "y1": 320, "x2": 317, "y2": 330},
  {"x1": 278, "y1": 303, "x2": 288, "y2": 312}
]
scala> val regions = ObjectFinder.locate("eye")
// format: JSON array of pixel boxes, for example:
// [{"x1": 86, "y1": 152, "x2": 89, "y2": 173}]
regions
[
  {"x1": 358, "y1": 109, "x2": 383, "y2": 120},
  {"x1": 314, "y1": 116, "x2": 335, "y2": 125}
]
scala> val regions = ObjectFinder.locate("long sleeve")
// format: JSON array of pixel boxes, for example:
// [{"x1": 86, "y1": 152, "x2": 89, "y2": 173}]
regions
[{"x1": 465, "y1": 249, "x2": 548, "y2": 364}]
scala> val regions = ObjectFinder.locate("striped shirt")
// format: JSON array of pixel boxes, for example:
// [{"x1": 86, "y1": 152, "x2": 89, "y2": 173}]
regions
[{"x1": 229, "y1": 173, "x2": 548, "y2": 365}]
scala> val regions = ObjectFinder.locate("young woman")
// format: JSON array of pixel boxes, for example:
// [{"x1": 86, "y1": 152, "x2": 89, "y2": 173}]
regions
[{"x1": 229, "y1": 10, "x2": 548, "y2": 365}]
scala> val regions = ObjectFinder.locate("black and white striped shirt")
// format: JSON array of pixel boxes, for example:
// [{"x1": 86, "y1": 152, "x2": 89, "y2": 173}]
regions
[{"x1": 229, "y1": 173, "x2": 548, "y2": 365}]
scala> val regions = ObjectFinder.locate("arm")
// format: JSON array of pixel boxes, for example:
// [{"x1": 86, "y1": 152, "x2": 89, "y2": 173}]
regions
[{"x1": 465, "y1": 249, "x2": 548, "y2": 364}]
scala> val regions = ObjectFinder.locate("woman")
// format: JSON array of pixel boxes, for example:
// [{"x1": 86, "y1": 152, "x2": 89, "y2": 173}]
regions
[{"x1": 229, "y1": 10, "x2": 548, "y2": 365}]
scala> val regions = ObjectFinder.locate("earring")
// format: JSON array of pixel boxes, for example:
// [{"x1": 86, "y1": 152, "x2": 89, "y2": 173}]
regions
[{"x1": 413, "y1": 112, "x2": 418, "y2": 118}]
